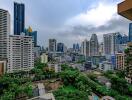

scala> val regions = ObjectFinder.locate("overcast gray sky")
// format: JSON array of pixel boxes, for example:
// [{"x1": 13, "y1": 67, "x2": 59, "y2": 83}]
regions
[{"x1": 0, "y1": 0, "x2": 131, "y2": 47}]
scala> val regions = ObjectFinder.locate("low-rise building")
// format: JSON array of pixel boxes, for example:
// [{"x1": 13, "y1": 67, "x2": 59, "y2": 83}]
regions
[
  {"x1": 41, "y1": 53, "x2": 48, "y2": 63},
  {"x1": 87, "y1": 56, "x2": 106, "y2": 67},
  {"x1": 99, "y1": 61, "x2": 113, "y2": 71},
  {"x1": 101, "y1": 96, "x2": 115, "y2": 100},
  {"x1": 48, "y1": 63, "x2": 61, "y2": 73}
]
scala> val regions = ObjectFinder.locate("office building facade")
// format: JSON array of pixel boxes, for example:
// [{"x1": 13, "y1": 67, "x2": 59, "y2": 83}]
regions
[{"x1": 14, "y1": 2, "x2": 25, "y2": 35}]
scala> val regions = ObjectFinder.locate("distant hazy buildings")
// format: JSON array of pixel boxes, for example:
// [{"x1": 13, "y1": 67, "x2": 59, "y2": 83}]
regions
[
  {"x1": 0, "y1": 9, "x2": 10, "y2": 59},
  {"x1": 8, "y1": 35, "x2": 34, "y2": 73},
  {"x1": 14, "y1": 2, "x2": 25, "y2": 35},
  {"x1": 49, "y1": 39, "x2": 57, "y2": 52},
  {"x1": 57, "y1": 43, "x2": 64, "y2": 52},
  {"x1": 73, "y1": 43, "x2": 80, "y2": 52},
  {"x1": 129, "y1": 23, "x2": 132, "y2": 42},
  {"x1": 99, "y1": 42, "x2": 104, "y2": 55},
  {"x1": 103, "y1": 32, "x2": 128, "y2": 55},
  {"x1": 90, "y1": 34, "x2": 99, "y2": 56},
  {"x1": 34, "y1": 46, "x2": 41, "y2": 61},
  {"x1": 81, "y1": 40, "x2": 90, "y2": 57}
]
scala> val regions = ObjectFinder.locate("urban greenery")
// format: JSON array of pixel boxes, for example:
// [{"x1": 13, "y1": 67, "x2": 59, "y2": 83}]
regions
[
  {"x1": 0, "y1": 73, "x2": 33, "y2": 100},
  {"x1": 53, "y1": 64, "x2": 91, "y2": 100},
  {"x1": 54, "y1": 64, "x2": 132, "y2": 100}
]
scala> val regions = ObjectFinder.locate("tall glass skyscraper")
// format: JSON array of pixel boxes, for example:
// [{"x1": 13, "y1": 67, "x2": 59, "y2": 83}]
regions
[
  {"x1": 14, "y1": 2, "x2": 25, "y2": 35},
  {"x1": 57, "y1": 43, "x2": 64, "y2": 52},
  {"x1": 129, "y1": 23, "x2": 132, "y2": 42}
]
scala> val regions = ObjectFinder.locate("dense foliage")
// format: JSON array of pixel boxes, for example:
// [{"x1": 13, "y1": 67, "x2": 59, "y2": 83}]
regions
[
  {"x1": 103, "y1": 71, "x2": 132, "y2": 99},
  {"x1": 53, "y1": 64, "x2": 91, "y2": 100},
  {"x1": 54, "y1": 64, "x2": 132, "y2": 100},
  {"x1": 31, "y1": 63, "x2": 57, "y2": 81},
  {"x1": 0, "y1": 73, "x2": 33, "y2": 100}
]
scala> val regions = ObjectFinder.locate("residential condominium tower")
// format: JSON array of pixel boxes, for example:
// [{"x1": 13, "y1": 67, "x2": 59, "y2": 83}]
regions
[
  {"x1": 14, "y1": 2, "x2": 25, "y2": 35},
  {"x1": 7, "y1": 35, "x2": 34, "y2": 73},
  {"x1": 0, "y1": 9, "x2": 10, "y2": 59}
]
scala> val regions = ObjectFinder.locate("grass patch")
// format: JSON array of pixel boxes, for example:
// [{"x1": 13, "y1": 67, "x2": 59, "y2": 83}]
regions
[{"x1": 60, "y1": 85, "x2": 77, "y2": 93}]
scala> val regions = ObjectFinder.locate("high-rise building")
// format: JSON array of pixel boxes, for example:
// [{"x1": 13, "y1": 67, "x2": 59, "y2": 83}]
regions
[
  {"x1": 99, "y1": 42, "x2": 104, "y2": 55},
  {"x1": 122, "y1": 34, "x2": 128, "y2": 44},
  {"x1": 116, "y1": 53, "x2": 125, "y2": 70},
  {"x1": 90, "y1": 34, "x2": 99, "y2": 56},
  {"x1": 73, "y1": 43, "x2": 80, "y2": 52},
  {"x1": 81, "y1": 40, "x2": 90, "y2": 57},
  {"x1": 57, "y1": 43, "x2": 64, "y2": 52},
  {"x1": 7, "y1": 35, "x2": 34, "y2": 73},
  {"x1": 25, "y1": 26, "x2": 37, "y2": 47},
  {"x1": 73, "y1": 44, "x2": 76, "y2": 51},
  {"x1": 14, "y1": 2, "x2": 25, "y2": 35},
  {"x1": 49, "y1": 39, "x2": 56, "y2": 52},
  {"x1": 0, "y1": 9, "x2": 10, "y2": 59},
  {"x1": 103, "y1": 34, "x2": 112, "y2": 55},
  {"x1": 103, "y1": 32, "x2": 125, "y2": 55},
  {"x1": 129, "y1": 23, "x2": 132, "y2": 42}
]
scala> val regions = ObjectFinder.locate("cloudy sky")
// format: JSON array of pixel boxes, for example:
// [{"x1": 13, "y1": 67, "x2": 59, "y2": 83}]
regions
[{"x1": 0, "y1": 0, "x2": 131, "y2": 47}]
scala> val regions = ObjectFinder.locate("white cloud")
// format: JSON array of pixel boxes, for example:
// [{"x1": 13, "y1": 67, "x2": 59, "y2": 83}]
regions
[{"x1": 65, "y1": 1, "x2": 119, "y2": 27}]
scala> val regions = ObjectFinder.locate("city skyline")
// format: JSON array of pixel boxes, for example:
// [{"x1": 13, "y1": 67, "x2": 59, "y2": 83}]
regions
[{"x1": 0, "y1": 0, "x2": 131, "y2": 47}]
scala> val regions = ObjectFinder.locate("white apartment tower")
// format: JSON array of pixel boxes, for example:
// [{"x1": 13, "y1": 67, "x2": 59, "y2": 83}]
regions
[
  {"x1": 8, "y1": 35, "x2": 34, "y2": 73},
  {"x1": 0, "y1": 9, "x2": 10, "y2": 59}
]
